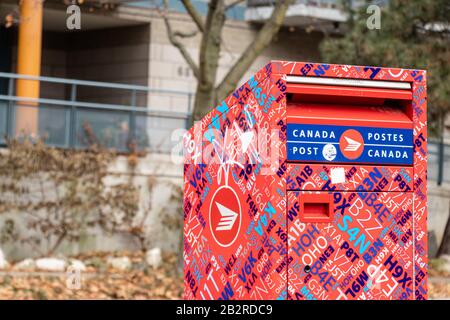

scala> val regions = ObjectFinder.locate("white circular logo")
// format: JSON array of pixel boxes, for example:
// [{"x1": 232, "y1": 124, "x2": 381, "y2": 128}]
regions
[
  {"x1": 208, "y1": 185, "x2": 242, "y2": 248},
  {"x1": 322, "y1": 144, "x2": 337, "y2": 161}
]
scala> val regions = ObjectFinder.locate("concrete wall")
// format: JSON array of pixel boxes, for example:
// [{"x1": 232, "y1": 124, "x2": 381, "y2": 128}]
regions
[
  {"x1": 10, "y1": 24, "x2": 150, "y2": 106},
  {"x1": 66, "y1": 24, "x2": 151, "y2": 107},
  {"x1": 2, "y1": 150, "x2": 449, "y2": 260},
  {"x1": 428, "y1": 182, "x2": 450, "y2": 257},
  {"x1": 10, "y1": 30, "x2": 69, "y2": 100},
  {"x1": 146, "y1": 12, "x2": 324, "y2": 113},
  {"x1": 0, "y1": 152, "x2": 183, "y2": 261}
]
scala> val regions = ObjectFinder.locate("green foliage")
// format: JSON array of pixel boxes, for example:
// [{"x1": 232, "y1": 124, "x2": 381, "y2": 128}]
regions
[{"x1": 320, "y1": 0, "x2": 450, "y2": 136}]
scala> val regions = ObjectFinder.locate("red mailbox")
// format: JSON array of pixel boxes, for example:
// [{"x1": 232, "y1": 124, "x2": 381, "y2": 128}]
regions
[{"x1": 183, "y1": 61, "x2": 427, "y2": 300}]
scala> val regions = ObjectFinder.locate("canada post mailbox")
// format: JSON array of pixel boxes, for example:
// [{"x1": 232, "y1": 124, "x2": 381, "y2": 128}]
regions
[{"x1": 183, "y1": 61, "x2": 427, "y2": 300}]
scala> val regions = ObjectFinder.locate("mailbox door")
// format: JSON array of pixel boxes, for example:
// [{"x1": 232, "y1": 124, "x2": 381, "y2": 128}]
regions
[{"x1": 287, "y1": 191, "x2": 414, "y2": 300}]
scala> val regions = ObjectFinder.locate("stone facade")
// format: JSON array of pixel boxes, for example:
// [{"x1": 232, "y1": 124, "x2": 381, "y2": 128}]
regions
[
  {"x1": 0, "y1": 151, "x2": 183, "y2": 261},
  {"x1": 143, "y1": 9, "x2": 324, "y2": 113}
]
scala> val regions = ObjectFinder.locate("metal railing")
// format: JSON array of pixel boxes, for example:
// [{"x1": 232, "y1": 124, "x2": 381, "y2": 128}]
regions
[
  {"x1": 0, "y1": 72, "x2": 193, "y2": 154},
  {"x1": 246, "y1": 0, "x2": 389, "y2": 9},
  {"x1": 0, "y1": 73, "x2": 448, "y2": 185},
  {"x1": 123, "y1": 0, "x2": 246, "y2": 20},
  {"x1": 428, "y1": 139, "x2": 450, "y2": 185},
  {"x1": 247, "y1": 0, "x2": 341, "y2": 8}
]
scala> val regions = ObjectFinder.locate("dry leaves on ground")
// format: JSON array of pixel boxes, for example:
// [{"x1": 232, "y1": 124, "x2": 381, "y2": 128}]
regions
[
  {"x1": 1, "y1": 251, "x2": 450, "y2": 299},
  {"x1": 429, "y1": 282, "x2": 450, "y2": 300},
  {"x1": 0, "y1": 251, "x2": 183, "y2": 300}
]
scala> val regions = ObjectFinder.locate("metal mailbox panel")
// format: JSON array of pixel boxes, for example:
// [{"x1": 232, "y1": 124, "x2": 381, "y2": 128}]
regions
[
  {"x1": 285, "y1": 163, "x2": 414, "y2": 192},
  {"x1": 286, "y1": 103, "x2": 414, "y2": 165},
  {"x1": 287, "y1": 190, "x2": 414, "y2": 300},
  {"x1": 184, "y1": 61, "x2": 428, "y2": 300},
  {"x1": 184, "y1": 68, "x2": 289, "y2": 300},
  {"x1": 286, "y1": 123, "x2": 414, "y2": 165}
]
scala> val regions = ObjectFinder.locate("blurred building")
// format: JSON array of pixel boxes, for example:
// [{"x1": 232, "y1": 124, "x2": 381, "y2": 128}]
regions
[
  {"x1": 0, "y1": 0, "x2": 448, "y2": 258},
  {"x1": 0, "y1": 0, "x2": 359, "y2": 257},
  {"x1": 0, "y1": 0, "x2": 350, "y2": 152}
]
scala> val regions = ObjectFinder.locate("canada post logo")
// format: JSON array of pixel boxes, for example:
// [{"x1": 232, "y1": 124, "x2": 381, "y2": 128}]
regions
[
  {"x1": 286, "y1": 124, "x2": 413, "y2": 165},
  {"x1": 209, "y1": 186, "x2": 241, "y2": 247},
  {"x1": 340, "y1": 129, "x2": 364, "y2": 159}
]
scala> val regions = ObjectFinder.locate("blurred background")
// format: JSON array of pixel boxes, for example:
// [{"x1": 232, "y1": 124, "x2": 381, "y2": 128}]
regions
[{"x1": 0, "y1": 0, "x2": 449, "y2": 299}]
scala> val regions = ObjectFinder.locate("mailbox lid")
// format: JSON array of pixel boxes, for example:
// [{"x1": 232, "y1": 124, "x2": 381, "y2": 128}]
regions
[
  {"x1": 287, "y1": 103, "x2": 413, "y2": 129},
  {"x1": 287, "y1": 190, "x2": 414, "y2": 300},
  {"x1": 286, "y1": 81, "x2": 413, "y2": 101},
  {"x1": 286, "y1": 103, "x2": 414, "y2": 165}
]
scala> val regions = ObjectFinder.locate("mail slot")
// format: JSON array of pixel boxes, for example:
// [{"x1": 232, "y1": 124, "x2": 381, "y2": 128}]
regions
[{"x1": 183, "y1": 61, "x2": 428, "y2": 300}]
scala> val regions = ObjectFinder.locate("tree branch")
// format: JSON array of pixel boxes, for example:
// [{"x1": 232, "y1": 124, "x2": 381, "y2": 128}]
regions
[
  {"x1": 198, "y1": 0, "x2": 225, "y2": 85},
  {"x1": 181, "y1": 0, "x2": 205, "y2": 32},
  {"x1": 216, "y1": 0, "x2": 292, "y2": 99},
  {"x1": 225, "y1": 0, "x2": 245, "y2": 10},
  {"x1": 173, "y1": 29, "x2": 198, "y2": 38},
  {"x1": 160, "y1": 1, "x2": 200, "y2": 79},
  {"x1": 191, "y1": 0, "x2": 225, "y2": 119}
]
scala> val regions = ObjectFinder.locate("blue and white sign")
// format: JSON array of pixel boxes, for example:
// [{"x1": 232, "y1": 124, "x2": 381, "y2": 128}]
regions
[{"x1": 287, "y1": 123, "x2": 413, "y2": 165}]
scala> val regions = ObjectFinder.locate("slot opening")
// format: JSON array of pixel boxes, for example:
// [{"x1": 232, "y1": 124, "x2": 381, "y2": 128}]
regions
[
  {"x1": 286, "y1": 79, "x2": 414, "y2": 121},
  {"x1": 300, "y1": 193, "x2": 333, "y2": 223},
  {"x1": 304, "y1": 203, "x2": 329, "y2": 219}
]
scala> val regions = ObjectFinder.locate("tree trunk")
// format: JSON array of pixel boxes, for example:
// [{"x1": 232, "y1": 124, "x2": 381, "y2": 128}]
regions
[
  {"x1": 193, "y1": 0, "x2": 225, "y2": 120},
  {"x1": 437, "y1": 209, "x2": 450, "y2": 256},
  {"x1": 216, "y1": 0, "x2": 292, "y2": 101},
  {"x1": 193, "y1": 83, "x2": 217, "y2": 121},
  {"x1": 162, "y1": 0, "x2": 292, "y2": 120}
]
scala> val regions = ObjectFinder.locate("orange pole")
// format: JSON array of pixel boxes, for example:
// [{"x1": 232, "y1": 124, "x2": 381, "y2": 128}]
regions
[{"x1": 15, "y1": 0, "x2": 43, "y2": 138}]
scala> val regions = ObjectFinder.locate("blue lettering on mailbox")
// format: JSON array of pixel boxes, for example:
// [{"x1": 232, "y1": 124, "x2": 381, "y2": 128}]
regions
[{"x1": 287, "y1": 124, "x2": 413, "y2": 165}]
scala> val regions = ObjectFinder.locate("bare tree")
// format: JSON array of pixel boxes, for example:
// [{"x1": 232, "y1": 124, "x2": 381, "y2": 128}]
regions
[
  {"x1": 437, "y1": 208, "x2": 450, "y2": 257},
  {"x1": 161, "y1": 0, "x2": 292, "y2": 120}
]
